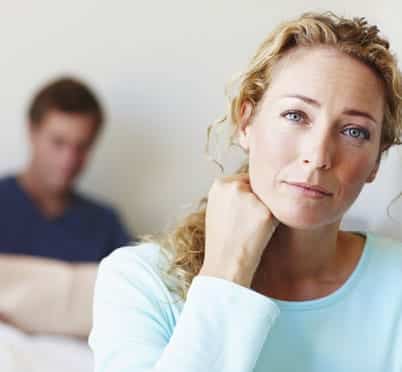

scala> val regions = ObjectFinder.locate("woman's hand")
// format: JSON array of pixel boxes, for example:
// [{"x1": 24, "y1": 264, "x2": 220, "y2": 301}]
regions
[{"x1": 199, "y1": 174, "x2": 279, "y2": 287}]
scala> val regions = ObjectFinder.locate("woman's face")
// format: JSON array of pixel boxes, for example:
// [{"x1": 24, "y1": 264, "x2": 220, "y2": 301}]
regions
[{"x1": 239, "y1": 47, "x2": 385, "y2": 229}]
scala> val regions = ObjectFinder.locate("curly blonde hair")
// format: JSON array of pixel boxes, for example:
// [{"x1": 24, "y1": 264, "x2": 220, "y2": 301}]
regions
[{"x1": 144, "y1": 12, "x2": 402, "y2": 300}]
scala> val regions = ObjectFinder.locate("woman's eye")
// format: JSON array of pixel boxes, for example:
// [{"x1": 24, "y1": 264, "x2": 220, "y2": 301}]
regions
[
  {"x1": 283, "y1": 111, "x2": 304, "y2": 122},
  {"x1": 343, "y1": 127, "x2": 370, "y2": 140}
]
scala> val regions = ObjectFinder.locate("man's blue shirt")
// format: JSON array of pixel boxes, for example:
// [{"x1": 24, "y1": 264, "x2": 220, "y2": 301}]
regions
[{"x1": 0, "y1": 175, "x2": 132, "y2": 262}]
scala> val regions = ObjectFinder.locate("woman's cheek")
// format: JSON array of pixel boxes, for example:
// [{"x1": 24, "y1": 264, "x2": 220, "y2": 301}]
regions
[{"x1": 337, "y1": 154, "x2": 377, "y2": 202}]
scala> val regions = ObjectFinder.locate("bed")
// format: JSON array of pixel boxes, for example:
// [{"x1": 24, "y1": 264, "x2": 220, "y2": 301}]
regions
[{"x1": 0, "y1": 323, "x2": 92, "y2": 372}]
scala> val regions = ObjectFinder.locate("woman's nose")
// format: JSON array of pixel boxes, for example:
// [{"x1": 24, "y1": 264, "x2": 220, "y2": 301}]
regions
[{"x1": 301, "y1": 129, "x2": 334, "y2": 170}]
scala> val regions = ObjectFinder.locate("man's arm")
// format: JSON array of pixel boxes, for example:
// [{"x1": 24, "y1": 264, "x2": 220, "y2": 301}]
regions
[{"x1": 0, "y1": 254, "x2": 98, "y2": 337}]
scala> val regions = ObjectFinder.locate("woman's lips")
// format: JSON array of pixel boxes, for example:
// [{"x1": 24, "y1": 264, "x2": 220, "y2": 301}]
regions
[{"x1": 285, "y1": 182, "x2": 333, "y2": 198}]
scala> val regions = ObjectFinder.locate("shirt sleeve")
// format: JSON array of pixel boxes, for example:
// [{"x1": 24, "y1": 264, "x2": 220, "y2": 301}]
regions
[{"x1": 89, "y1": 246, "x2": 280, "y2": 372}]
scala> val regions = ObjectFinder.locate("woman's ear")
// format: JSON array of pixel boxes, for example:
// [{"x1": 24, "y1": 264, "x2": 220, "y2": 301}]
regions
[{"x1": 238, "y1": 101, "x2": 253, "y2": 152}]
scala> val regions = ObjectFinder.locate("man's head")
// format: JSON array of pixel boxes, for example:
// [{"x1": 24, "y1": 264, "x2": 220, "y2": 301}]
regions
[{"x1": 27, "y1": 77, "x2": 104, "y2": 195}]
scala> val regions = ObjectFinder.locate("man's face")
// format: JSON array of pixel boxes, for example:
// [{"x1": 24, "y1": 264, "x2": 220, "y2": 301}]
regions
[{"x1": 29, "y1": 110, "x2": 99, "y2": 194}]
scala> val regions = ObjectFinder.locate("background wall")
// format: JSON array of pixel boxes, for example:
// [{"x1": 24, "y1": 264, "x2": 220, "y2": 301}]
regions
[{"x1": 1, "y1": 0, "x2": 402, "y2": 240}]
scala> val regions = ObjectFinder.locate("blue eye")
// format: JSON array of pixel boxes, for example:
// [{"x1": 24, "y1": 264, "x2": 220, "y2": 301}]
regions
[
  {"x1": 283, "y1": 111, "x2": 304, "y2": 122},
  {"x1": 343, "y1": 127, "x2": 370, "y2": 140}
]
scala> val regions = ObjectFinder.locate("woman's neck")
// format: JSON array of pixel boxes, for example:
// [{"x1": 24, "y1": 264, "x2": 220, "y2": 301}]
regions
[{"x1": 251, "y1": 223, "x2": 365, "y2": 301}]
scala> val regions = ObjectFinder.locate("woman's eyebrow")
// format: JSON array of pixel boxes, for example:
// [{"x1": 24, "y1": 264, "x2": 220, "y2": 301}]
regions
[
  {"x1": 342, "y1": 109, "x2": 378, "y2": 126},
  {"x1": 281, "y1": 94, "x2": 321, "y2": 107},
  {"x1": 281, "y1": 94, "x2": 379, "y2": 126}
]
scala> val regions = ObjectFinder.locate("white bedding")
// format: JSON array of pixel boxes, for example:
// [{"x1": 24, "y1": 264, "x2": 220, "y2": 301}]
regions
[{"x1": 0, "y1": 323, "x2": 93, "y2": 372}]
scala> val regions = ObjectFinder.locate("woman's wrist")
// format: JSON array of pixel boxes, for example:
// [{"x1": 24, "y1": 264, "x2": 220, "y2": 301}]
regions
[{"x1": 198, "y1": 264, "x2": 253, "y2": 288}]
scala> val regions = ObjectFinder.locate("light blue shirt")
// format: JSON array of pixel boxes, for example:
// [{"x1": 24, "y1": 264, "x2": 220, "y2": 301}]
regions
[{"x1": 89, "y1": 232, "x2": 402, "y2": 371}]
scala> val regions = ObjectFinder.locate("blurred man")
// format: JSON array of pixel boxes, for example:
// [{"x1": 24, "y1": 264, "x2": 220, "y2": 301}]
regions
[
  {"x1": 0, "y1": 77, "x2": 132, "y2": 262},
  {"x1": 0, "y1": 77, "x2": 134, "y2": 337}
]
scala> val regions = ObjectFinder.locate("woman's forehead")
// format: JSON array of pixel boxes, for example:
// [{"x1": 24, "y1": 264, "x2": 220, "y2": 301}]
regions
[{"x1": 263, "y1": 46, "x2": 385, "y2": 120}]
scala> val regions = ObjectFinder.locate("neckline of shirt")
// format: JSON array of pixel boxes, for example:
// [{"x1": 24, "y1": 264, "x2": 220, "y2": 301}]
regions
[
  {"x1": 11, "y1": 175, "x2": 80, "y2": 222},
  {"x1": 270, "y1": 230, "x2": 373, "y2": 311}
]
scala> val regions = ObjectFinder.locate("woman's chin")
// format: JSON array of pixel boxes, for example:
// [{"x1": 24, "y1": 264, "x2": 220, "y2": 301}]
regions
[{"x1": 273, "y1": 210, "x2": 338, "y2": 230}]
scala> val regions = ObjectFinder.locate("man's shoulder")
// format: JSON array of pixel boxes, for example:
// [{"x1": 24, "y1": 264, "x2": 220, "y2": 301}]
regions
[
  {"x1": 0, "y1": 175, "x2": 19, "y2": 200},
  {"x1": 73, "y1": 191, "x2": 132, "y2": 248},
  {"x1": 0, "y1": 174, "x2": 17, "y2": 190},
  {"x1": 73, "y1": 192, "x2": 120, "y2": 219}
]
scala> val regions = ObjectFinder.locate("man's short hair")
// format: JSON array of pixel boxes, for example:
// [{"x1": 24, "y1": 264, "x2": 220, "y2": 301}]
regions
[{"x1": 28, "y1": 77, "x2": 104, "y2": 130}]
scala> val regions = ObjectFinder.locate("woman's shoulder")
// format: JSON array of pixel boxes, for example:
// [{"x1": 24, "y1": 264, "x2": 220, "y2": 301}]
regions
[
  {"x1": 105, "y1": 238, "x2": 178, "y2": 273},
  {"x1": 365, "y1": 231, "x2": 402, "y2": 272},
  {"x1": 366, "y1": 231, "x2": 402, "y2": 254},
  {"x1": 97, "y1": 241, "x2": 174, "y2": 301},
  {"x1": 105, "y1": 241, "x2": 163, "y2": 270}
]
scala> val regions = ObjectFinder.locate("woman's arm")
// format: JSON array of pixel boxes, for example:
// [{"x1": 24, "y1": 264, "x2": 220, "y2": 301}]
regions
[{"x1": 89, "y1": 245, "x2": 279, "y2": 372}]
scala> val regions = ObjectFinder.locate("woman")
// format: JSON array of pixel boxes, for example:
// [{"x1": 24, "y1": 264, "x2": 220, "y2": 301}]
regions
[{"x1": 89, "y1": 12, "x2": 402, "y2": 371}]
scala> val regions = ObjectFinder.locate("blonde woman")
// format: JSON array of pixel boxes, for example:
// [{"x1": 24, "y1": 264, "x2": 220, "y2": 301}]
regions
[{"x1": 90, "y1": 12, "x2": 402, "y2": 372}]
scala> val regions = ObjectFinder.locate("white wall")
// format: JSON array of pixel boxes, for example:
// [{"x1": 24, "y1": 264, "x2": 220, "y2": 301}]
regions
[{"x1": 1, "y1": 0, "x2": 402, "y2": 240}]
